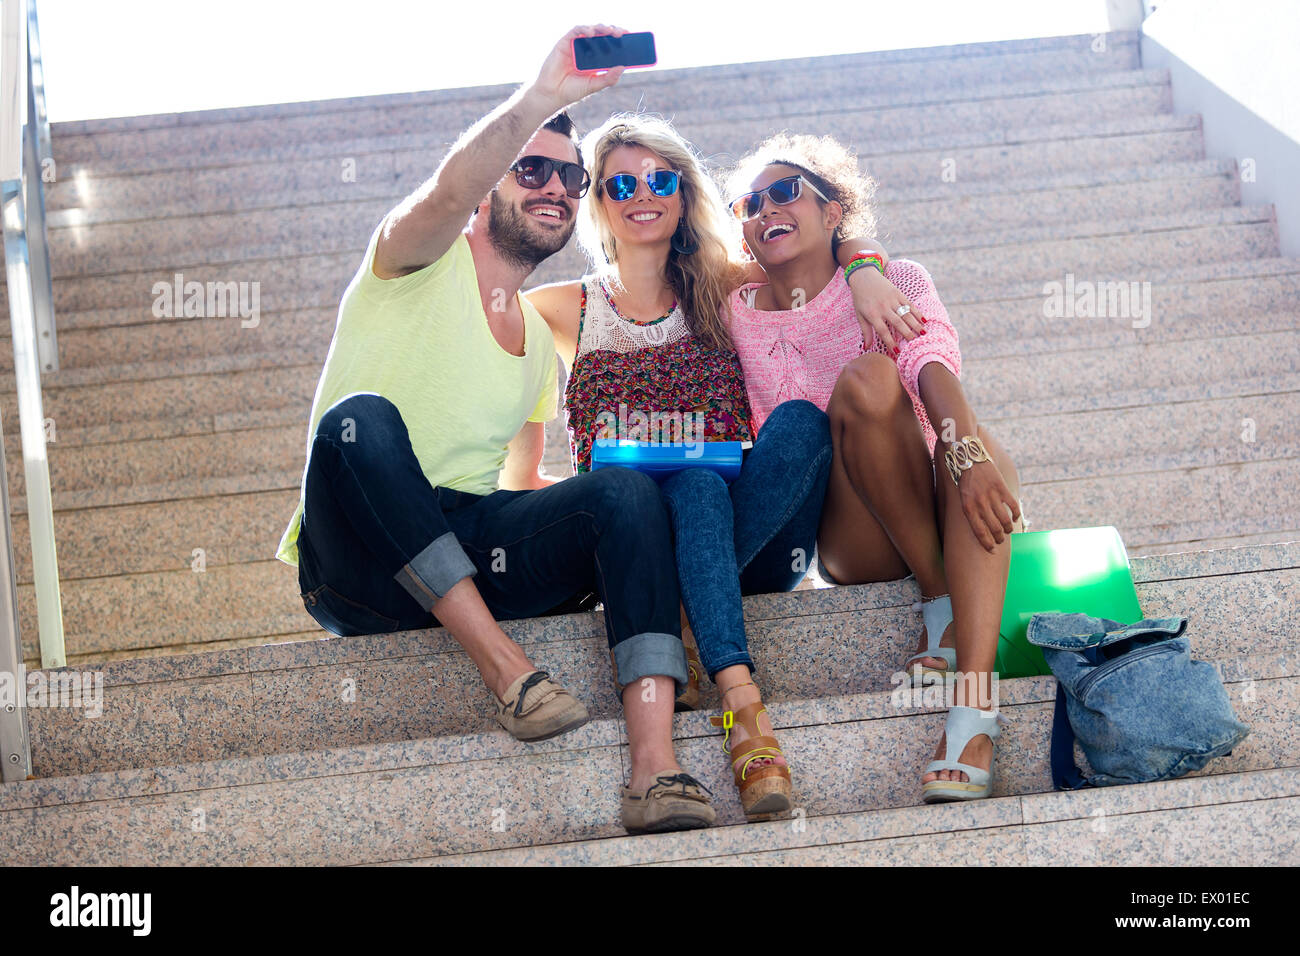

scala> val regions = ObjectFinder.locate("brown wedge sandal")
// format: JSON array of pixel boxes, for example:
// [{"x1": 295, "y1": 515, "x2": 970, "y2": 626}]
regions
[
  {"x1": 708, "y1": 687, "x2": 792, "y2": 818},
  {"x1": 676, "y1": 633, "x2": 703, "y2": 713}
]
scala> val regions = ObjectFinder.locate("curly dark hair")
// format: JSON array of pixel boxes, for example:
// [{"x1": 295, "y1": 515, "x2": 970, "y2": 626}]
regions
[{"x1": 725, "y1": 133, "x2": 878, "y2": 250}]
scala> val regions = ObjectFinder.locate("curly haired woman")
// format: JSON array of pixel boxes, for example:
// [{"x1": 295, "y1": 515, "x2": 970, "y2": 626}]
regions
[{"x1": 725, "y1": 133, "x2": 1027, "y2": 803}]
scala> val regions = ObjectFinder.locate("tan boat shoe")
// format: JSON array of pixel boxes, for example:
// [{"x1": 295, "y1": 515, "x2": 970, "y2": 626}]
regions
[
  {"x1": 621, "y1": 771, "x2": 717, "y2": 834},
  {"x1": 493, "y1": 670, "x2": 589, "y2": 742}
]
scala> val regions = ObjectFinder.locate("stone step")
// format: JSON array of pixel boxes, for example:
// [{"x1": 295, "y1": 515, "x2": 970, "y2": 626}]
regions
[
  {"x1": 6, "y1": 271, "x2": 1290, "y2": 429},
  {"x1": 20, "y1": 455, "x2": 1300, "y2": 664},
  {"x1": 963, "y1": 327, "x2": 1298, "y2": 410},
  {"x1": 8, "y1": 399, "x2": 1292, "y2": 530},
  {"x1": 7, "y1": 420, "x2": 304, "y2": 506},
  {"x1": 12, "y1": 247, "x2": 1285, "y2": 393},
  {"x1": 0, "y1": 307, "x2": 330, "y2": 379},
  {"x1": 874, "y1": 159, "x2": 1239, "y2": 241},
  {"x1": 3, "y1": 204, "x2": 1273, "y2": 348},
  {"x1": 0, "y1": 307, "x2": 1277, "y2": 451},
  {"x1": 46, "y1": 111, "x2": 1202, "y2": 248},
  {"x1": 1017, "y1": 458, "x2": 1300, "y2": 555},
  {"x1": 9, "y1": 323, "x2": 1293, "y2": 505},
  {"x1": 2, "y1": 364, "x2": 322, "y2": 447},
  {"x1": 50, "y1": 48, "x2": 1153, "y2": 171},
  {"x1": 751, "y1": 112, "x2": 1196, "y2": 196},
  {"x1": 994, "y1": 391, "x2": 1300, "y2": 481},
  {"x1": 3, "y1": 654, "x2": 1284, "y2": 863},
  {"x1": 7, "y1": 387, "x2": 1295, "y2": 647},
  {"x1": 7, "y1": 381, "x2": 1295, "y2": 587},
  {"x1": 44, "y1": 154, "x2": 1241, "y2": 279},
  {"x1": 53, "y1": 33, "x2": 1139, "y2": 142},
  {"x1": 901, "y1": 206, "x2": 1278, "y2": 292},
  {"x1": 424, "y1": 767, "x2": 1299, "y2": 866},
  {"x1": 7, "y1": 357, "x2": 1297, "y2": 650},
  {"x1": 10, "y1": 487, "x2": 298, "y2": 582},
  {"x1": 41, "y1": 160, "x2": 1241, "y2": 283},
  {"x1": 7, "y1": 258, "x2": 1295, "y2": 405},
  {"x1": 957, "y1": 270, "x2": 1300, "y2": 360},
  {"x1": 327, "y1": 204, "x2": 1300, "y2": 317},
  {"x1": 56, "y1": 145, "x2": 1220, "y2": 250},
  {"x1": 1128, "y1": 530, "x2": 1300, "y2": 556},
  {"x1": 23, "y1": 542, "x2": 1298, "y2": 773},
  {"x1": 3, "y1": 134, "x2": 1215, "y2": 319}
]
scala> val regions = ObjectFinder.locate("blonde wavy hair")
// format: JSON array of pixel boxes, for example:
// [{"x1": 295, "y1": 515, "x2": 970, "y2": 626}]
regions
[
  {"x1": 578, "y1": 113, "x2": 749, "y2": 352},
  {"x1": 725, "y1": 133, "x2": 878, "y2": 251}
]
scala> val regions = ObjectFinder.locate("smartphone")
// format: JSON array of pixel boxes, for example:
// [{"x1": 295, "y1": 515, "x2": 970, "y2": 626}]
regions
[{"x1": 572, "y1": 32, "x2": 657, "y2": 73}]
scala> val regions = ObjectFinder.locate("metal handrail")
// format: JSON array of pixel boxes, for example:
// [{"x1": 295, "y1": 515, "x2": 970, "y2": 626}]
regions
[
  {"x1": 24, "y1": 0, "x2": 46, "y2": 164},
  {"x1": 1, "y1": 0, "x2": 64, "y2": 782},
  {"x1": 24, "y1": 0, "x2": 55, "y2": 373}
]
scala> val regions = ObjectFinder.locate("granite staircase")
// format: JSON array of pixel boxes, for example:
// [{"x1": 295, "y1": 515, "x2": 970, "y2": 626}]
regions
[{"x1": 1, "y1": 32, "x2": 1295, "y2": 865}]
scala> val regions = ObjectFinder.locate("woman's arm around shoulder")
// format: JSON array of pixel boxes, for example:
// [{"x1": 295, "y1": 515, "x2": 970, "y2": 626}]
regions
[
  {"x1": 887, "y1": 258, "x2": 961, "y2": 396},
  {"x1": 524, "y1": 280, "x2": 584, "y2": 372}
]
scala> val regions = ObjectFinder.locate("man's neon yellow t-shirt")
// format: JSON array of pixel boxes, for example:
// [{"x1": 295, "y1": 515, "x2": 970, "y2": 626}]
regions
[{"x1": 275, "y1": 226, "x2": 558, "y2": 567}]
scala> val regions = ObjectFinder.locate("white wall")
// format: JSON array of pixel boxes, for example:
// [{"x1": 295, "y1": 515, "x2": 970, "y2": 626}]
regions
[{"x1": 1141, "y1": 0, "x2": 1300, "y2": 254}]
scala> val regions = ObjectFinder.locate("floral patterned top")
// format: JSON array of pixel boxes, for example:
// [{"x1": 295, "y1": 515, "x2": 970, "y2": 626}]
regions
[{"x1": 564, "y1": 276, "x2": 755, "y2": 474}]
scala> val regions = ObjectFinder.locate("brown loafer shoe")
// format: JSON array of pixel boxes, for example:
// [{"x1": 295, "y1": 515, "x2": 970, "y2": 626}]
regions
[
  {"x1": 494, "y1": 670, "x2": 589, "y2": 742},
  {"x1": 622, "y1": 771, "x2": 717, "y2": 834}
]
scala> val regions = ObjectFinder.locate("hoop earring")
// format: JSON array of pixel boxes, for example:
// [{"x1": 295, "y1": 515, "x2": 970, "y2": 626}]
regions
[{"x1": 671, "y1": 220, "x2": 699, "y2": 255}]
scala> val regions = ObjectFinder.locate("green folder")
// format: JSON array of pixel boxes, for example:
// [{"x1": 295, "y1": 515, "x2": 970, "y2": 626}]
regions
[{"x1": 997, "y1": 526, "x2": 1143, "y2": 678}]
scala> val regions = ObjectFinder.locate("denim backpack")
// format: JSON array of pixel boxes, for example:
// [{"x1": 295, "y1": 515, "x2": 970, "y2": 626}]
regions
[{"x1": 1026, "y1": 612, "x2": 1250, "y2": 789}]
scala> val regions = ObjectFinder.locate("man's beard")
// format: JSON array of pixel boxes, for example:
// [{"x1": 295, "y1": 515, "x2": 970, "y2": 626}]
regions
[{"x1": 486, "y1": 191, "x2": 576, "y2": 270}]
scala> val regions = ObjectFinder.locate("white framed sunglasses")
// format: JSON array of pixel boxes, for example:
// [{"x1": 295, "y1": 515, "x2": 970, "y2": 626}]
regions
[{"x1": 729, "y1": 174, "x2": 830, "y2": 222}]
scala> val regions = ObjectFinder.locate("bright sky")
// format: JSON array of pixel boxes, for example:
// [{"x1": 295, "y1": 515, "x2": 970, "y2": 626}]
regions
[{"x1": 40, "y1": 0, "x2": 1111, "y2": 122}]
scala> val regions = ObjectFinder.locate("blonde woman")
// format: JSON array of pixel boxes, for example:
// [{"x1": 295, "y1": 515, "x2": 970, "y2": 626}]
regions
[{"x1": 526, "y1": 114, "x2": 919, "y2": 819}]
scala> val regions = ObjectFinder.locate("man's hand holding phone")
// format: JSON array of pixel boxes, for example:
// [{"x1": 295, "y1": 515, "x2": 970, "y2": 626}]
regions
[{"x1": 528, "y1": 25, "x2": 629, "y2": 114}]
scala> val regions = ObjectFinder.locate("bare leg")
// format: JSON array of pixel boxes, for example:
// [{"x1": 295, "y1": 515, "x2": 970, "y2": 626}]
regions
[
  {"x1": 925, "y1": 425, "x2": 1022, "y2": 783},
  {"x1": 432, "y1": 577, "x2": 535, "y2": 699},
  {"x1": 624, "y1": 676, "x2": 682, "y2": 790},
  {"x1": 818, "y1": 354, "x2": 951, "y2": 667},
  {"x1": 714, "y1": 664, "x2": 786, "y2": 770},
  {"x1": 815, "y1": 354, "x2": 1024, "y2": 783}
]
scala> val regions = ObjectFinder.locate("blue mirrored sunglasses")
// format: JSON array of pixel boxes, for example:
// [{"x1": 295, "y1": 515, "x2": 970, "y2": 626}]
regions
[{"x1": 600, "y1": 169, "x2": 682, "y2": 202}]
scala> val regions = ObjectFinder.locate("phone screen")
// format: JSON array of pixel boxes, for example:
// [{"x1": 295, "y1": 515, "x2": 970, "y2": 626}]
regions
[{"x1": 573, "y1": 32, "x2": 656, "y2": 71}]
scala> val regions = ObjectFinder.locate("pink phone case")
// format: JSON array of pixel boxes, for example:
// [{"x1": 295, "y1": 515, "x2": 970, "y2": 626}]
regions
[{"x1": 571, "y1": 33, "x2": 657, "y2": 74}]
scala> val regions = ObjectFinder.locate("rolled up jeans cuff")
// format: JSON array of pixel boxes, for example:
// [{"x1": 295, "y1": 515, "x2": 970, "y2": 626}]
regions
[
  {"x1": 703, "y1": 652, "x2": 755, "y2": 683},
  {"x1": 612, "y1": 632, "x2": 689, "y2": 696},
  {"x1": 394, "y1": 531, "x2": 477, "y2": 611}
]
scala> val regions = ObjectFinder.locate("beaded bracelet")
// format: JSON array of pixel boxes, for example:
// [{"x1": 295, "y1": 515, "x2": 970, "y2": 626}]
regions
[{"x1": 844, "y1": 251, "x2": 886, "y2": 281}]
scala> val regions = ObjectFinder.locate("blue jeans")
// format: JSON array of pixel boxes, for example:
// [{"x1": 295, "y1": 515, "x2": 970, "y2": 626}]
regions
[
  {"x1": 660, "y1": 400, "x2": 833, "y2": 680},
  {"x1": 296, "y1": 393, "x2": 688, "y2": 689}
]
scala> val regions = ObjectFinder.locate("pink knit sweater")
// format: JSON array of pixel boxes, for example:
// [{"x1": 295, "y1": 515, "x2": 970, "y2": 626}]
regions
[{"x1": 728, "y1": 259, "x2": 960, "y2": 454}]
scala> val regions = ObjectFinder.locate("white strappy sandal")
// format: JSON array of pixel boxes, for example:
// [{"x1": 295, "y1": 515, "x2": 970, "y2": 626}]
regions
[
  {"x1": 904, "y1": 594, "x2": 956, "y2": 686},
  {"x1": 922, "y1": 705, "x2": 1004, "y2": 802}
]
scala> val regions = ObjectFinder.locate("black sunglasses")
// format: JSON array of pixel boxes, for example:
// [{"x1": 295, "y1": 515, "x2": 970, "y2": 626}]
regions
[{"x1": 510, "y1": 155, "x2": 591, "y2": 199}]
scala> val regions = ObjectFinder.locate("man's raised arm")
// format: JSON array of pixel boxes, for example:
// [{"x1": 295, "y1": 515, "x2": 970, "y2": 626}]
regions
[{"x1": 374, "y1": 24, "x2": 627, "y2": 279}]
